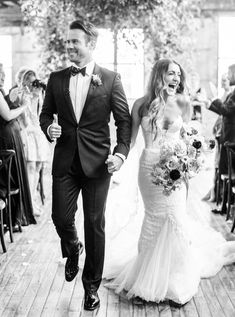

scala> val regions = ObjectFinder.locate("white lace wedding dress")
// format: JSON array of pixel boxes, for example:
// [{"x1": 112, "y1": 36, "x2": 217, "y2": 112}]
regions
[{"x1": 104, "y1": 115, "x2": 235, "y2": 305}]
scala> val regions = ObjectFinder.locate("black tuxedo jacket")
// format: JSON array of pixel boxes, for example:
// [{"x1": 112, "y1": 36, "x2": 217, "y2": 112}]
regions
[
  {"x1": 39, "y1": 64, "x2": 131, "y2": 177},
  {"x1": 209, "y1": 89, "x2": 235, "y2": 144}
]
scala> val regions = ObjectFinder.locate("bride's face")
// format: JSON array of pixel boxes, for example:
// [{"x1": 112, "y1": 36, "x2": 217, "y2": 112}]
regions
[{"x1": 163, "y1": 63, "x2": 181, "y2": 96}]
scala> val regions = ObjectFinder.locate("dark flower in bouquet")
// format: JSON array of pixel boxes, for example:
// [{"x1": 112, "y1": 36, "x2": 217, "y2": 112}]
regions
[
  {"x1": 192, "y1": 140, "x2": 202, "y2": 150},
  {"x1": 208, "y1": 139, "x2": 216, "y2": 150},
  {"x1": 169, "y1": 169, "x2": 181, "y2": 181}
]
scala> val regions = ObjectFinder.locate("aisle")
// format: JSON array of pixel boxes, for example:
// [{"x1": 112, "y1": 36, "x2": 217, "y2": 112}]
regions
[{"x1": 1, "y1": 168, "x2": 235, "y2": 317}]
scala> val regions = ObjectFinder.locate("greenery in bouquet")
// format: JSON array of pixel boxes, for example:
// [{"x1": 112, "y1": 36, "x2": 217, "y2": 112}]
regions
[{"x1": 151, "y1": 127, "x2": 215, "y2": 196}]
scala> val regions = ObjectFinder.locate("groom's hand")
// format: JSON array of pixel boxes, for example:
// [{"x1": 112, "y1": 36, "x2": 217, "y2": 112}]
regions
[
  {"x1": 48, "y1": 122, "x2": 62, "y2": 141},
  {"x1": 105, "y1": 155, "x2": 124, "y2": 173}
]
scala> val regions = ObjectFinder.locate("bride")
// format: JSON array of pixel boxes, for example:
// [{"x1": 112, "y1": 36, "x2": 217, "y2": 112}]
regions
[{"x1": 104, "y1": 58, "x2": 235, "y2": 306}]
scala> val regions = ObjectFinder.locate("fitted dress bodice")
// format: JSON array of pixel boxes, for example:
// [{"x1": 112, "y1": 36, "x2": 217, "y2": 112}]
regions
[{"x1": 140, "y1": 115, "x2": 183, "y2": 151}]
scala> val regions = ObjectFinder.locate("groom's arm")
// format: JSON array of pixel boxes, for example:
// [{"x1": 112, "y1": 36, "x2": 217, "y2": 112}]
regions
[
  {"x1": 110, "y1": 73, "x2": 132, "y2": 158},
  {"x1": 39, "y1": 73, "x2": 57, "y2": 142}
]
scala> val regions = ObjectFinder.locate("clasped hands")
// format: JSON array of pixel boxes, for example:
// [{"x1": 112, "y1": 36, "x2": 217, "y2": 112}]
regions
[{"x1": 105, "y1": 154, "x2": 124, "y2": 173}]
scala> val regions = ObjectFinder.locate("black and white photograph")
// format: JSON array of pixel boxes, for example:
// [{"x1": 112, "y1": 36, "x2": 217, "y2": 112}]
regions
[{"x1": 1, "y1": 0, "x2": 235, "y2": 316}]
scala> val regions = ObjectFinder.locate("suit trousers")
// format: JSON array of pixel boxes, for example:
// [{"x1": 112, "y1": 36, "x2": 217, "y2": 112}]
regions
[{"x1": 52, "y1": 149, "x2": 111, "y2": 292}]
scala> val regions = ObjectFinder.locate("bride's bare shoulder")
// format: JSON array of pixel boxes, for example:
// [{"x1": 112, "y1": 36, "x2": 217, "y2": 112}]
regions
[
  {"x1": 132, "y1": 96, "x2": 145, "y2": 109},
  {"x1": 132, "y1": 97, "x2": 147, "y2": 116}
]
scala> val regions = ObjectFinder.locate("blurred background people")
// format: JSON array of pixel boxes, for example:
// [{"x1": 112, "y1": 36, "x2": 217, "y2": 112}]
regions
[
  {"x1": 221, "y1": 72, "x2": 233, "y2": 102},
  {"x1": 188, "y1": 87, "x2": 206, "y2": 134},
  {"x1": 175, "y1": 94, "x2": 192, "y2": 124},
  {"x1": 203, "y1": 73, "x2": 234, "y2": 202},
  {"x1": 0, "y1": 63, "x2": 6, "y2": 96},
  {"x1": 8, "y1": 66, "x2": 30, "y2": 100},
  {"x1": 14, "y1": 69, "x2": 49, "y2": 216},
  {"x1": 191, "y1": 88, "x2": 203, "y2": 122},
  {"x1": 0, "y1": 63, "x2": 35, "y2": 227},
  {"x1": 205, "y1": 64, "x2": 235, "y2": 212}
]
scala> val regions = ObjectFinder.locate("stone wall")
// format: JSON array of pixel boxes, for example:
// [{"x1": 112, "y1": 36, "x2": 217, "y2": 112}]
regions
[{"x1": 0, "y1": 26, "x2": 41, "y2": 78}]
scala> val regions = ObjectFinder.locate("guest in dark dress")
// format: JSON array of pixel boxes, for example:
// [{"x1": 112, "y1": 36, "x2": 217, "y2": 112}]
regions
[
  {"x1": 207, "y1": 64, "x2": 235, "y2": 175},
  {"x1": 0, "y1": 65, "x2": 35, "y2": 226},
  {"x1": 203, "y1": 73, "x2": 233, "y2": 202}
]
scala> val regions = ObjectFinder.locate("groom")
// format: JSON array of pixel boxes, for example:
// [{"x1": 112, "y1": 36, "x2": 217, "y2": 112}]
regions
[{"x1": 40, "y1": 20, "x2": 131, "y2": 311}]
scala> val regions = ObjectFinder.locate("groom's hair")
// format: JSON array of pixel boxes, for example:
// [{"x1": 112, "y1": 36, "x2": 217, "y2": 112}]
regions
[{"x1": 69, "y1": 20, "x2": 98, "y2": 46}]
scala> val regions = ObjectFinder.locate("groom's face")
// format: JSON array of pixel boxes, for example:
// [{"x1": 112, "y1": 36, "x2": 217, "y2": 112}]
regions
[{"x1": 66, "y1": 29, "x2": 93, "y2": 65}]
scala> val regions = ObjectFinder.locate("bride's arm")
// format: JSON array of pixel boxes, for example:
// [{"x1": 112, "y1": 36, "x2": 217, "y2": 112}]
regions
[{"x1": 130, "y1": 98, "x2": 143, "y2": 148}]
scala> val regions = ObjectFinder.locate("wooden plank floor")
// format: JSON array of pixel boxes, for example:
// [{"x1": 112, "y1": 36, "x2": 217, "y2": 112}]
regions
[{"x1": 1, "y1": 166, "x2": 235, "y2": 316}]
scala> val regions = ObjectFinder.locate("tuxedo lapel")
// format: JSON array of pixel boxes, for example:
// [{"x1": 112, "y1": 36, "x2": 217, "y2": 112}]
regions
[
  {"x1": 63, "y1": 68, "x2": 77, "y2": 124},
  {"x1": 80, "y1": 64, "x2": 103, "y2": 120}
]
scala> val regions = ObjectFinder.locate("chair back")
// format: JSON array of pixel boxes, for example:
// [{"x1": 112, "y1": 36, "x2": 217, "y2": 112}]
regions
[
  {"x1": 0, "y1": 150, "x2": 16, "y2": 195},
  {"x1": 225, "y1": 142, "x2": 235, "y2": 183}
]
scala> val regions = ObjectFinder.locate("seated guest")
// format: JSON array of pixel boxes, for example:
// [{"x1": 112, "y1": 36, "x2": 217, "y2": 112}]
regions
[{"x1": 0, "y1": 64, "x2": 36, "y2": 227}]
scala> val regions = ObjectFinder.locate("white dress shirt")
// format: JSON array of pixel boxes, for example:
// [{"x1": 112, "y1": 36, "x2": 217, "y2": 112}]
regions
[{"x1": 69, "y1": 60, "x2": 95, "y2": 123}]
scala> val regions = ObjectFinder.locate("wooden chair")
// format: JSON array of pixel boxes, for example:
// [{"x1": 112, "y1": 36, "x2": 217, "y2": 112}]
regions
[
  {"x1": 215, "y1": 137, "x2": 222, "y2": 206},
  {"x1": 37, "y1": 165, "x2": 45, "y2": 205},
  {"x1": 0, "y1": 198, "x2": 6, "y2": 252},
  {"x1": 213, "y1": 144, "x2": 229, "y2": 214},
  {"x1": 225, "y1": 142, "x2": 235, "y2": 231},
  {"x1": 220, "y1": 174, "x2": 229, "y2": 216},
  {"x1": 232, "y1": 187, "x2": 235, "y2": 232},
  {"x1": 213, "y1": 143, "x2": 235, "y2": 215},
  {"x1": 0, "y1": 149, "x2": 21, "y2": 244}
]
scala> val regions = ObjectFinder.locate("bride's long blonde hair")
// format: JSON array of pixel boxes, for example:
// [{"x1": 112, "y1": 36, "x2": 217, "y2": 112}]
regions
[{"x1": 139, "y1": 59, "x2": 186, "y2": 135}]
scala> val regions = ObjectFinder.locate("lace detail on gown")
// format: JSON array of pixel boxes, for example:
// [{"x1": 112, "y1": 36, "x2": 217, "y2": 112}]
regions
[{"x1": 104, "y1": 115, "x2": 235, "y2": 304}]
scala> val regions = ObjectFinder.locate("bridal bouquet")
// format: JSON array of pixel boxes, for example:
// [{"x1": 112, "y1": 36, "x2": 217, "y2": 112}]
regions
[{"x1": 151, "y1": 127, "x2": 215, "y2": 196}]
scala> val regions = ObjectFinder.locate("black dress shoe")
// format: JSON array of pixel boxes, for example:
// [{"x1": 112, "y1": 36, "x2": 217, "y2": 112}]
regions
[
  {"x1": 211, "y1": 208, "x2": 226, "y2": 215},
  {"x1": 133, "y1": 296, "x2": 145, "y2": 305},
  {"x1": 65, "y1": 242, "x2": 84, "y2": 282},
  {"x1": 169, "y1": 300, "x2": 185, "y2": 308},
  {"x1": 84, "y1": 291, "x2": 100, "y2": 311}
]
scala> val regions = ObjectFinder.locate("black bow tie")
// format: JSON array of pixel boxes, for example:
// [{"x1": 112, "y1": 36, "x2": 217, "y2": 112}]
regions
[{"x1": 70, "y1": 66, "x2": 86, "y2": 77}]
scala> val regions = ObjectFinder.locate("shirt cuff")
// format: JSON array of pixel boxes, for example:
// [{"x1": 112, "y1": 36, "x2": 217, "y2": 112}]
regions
[{"x1": 115, "y1": 153, "x2": 126, "y2": 162}]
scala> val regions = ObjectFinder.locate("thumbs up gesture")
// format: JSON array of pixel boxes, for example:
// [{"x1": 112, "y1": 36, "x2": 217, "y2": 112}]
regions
[{"x1": 48, "y1": 115, "x2": 62, "y2": 141}]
